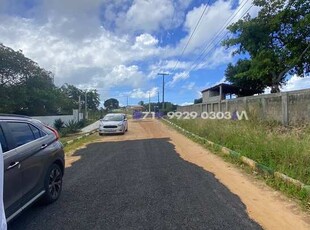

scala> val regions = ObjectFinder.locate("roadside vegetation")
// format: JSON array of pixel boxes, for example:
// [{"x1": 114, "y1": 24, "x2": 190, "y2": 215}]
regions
[
  {"x1": 0, "y1": 44, "x2": 101, "y2": 116},
  {"x1": 62, "y1": 132, "x2": 99, "y2": 156},
  {"x1": 169, "y1": 118, "x2": 310, "y2": 208},
  {"x1": 54, "y1": 118, "x2": 96, "y2": 137}
]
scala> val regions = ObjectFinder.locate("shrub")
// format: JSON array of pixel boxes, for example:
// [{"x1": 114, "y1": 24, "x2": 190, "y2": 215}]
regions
[
  {"x1": 65, "y1": 120, "x2": 80, "y2": 133},
  {"x1": 54, "y1": 118, "x2": 64, "y2": 131},
  {"x1": 77, "y1": 119, "x2": 88, "y2": 129}
]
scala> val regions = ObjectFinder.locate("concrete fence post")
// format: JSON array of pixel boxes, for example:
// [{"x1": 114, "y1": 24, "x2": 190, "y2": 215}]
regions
[
  {"x1": 225, "y1": 100, "x2": 228, "y2": 112},
  {"x1": 261, "y1": 97, "x2": 266, "y2": 119},
  {"x1": 243, "y1": 97, "x2": 248, "y2": 112},
  {"x1": 281, "y1": 93, "x2": 289, "y2": 125}
]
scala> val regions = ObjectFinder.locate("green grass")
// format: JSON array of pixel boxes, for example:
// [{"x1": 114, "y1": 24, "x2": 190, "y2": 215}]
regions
[
  {"x1": 170, "y1": 118, "x2": 310, "y2": 185},
  {"x1": 61, "y1": 132, "x2": 100, "y2": 156},
  {"x1": 167, "y1": 118, "x2": 310, "y2": 209},
  {"x1": 60, "y1": 133, "x2": 83, "y2": 143}
]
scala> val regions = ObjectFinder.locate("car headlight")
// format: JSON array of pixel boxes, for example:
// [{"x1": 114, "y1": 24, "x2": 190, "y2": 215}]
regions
[{"x1": 117, "y1": 123, "x2": 123, "y2": 126}]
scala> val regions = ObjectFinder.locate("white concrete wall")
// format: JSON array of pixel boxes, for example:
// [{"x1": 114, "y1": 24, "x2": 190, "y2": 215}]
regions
[{"x1": 32, "y1": 110, "x2": 83, "y2": 127}]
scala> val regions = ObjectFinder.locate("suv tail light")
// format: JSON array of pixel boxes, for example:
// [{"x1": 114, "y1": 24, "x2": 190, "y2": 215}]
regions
[{"x1": 45, "y1": 125, "x2": 60, "y2": 140}]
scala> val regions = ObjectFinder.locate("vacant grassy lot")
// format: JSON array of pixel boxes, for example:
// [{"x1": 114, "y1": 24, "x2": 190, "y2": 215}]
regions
[{"x1": 170, "y1": 118, "x2": 310, "y2": 186}]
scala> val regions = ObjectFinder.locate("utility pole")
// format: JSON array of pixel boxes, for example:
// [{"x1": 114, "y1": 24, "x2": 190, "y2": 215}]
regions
[
  {"x1": 157, "y1": 91, "x2": 160, "y2": 104},
  {"x1": 84, "y1": 91, "x2": 87, "y2": 120},
  {"x1": 148, "y1": 92, "x2": 151, "y2": 113},
  {"x1": 78, "y1": 95, "x2": 81, "y2": 122},
  {"x1": 157, "y1": 73, "x2": 169, "y2": 110}
]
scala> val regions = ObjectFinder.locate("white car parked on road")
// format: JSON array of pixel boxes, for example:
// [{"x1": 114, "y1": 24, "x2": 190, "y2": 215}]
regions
[{"x1": 99, "y1": 113, "x2": 128, "y2": 135}]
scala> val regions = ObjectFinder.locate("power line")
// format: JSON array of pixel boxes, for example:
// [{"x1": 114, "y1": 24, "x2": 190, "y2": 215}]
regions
[
  {"x1": 157, "y1": 1, "x2": 185, "y2": 74},
  {"x1": 171, "y1": 0, "x2": 212, "y2": 74},
  {"x1": 180, "y1": 2, "x2": 254, "y2": 77},
  {"x1": 188, "y1": 0, "x2": 251, "y2": 71},
  {"x1": 192, "y1": 4, "x2": 254, "y2": 72}
]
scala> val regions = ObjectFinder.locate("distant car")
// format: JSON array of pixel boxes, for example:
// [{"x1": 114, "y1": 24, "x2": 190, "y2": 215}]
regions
[
  {"x1": 0, "y1": 114, "x2": 65, "y2": 223},
  {"x1": 99, "y1": 113, "x2": 128, "y2": 135}
]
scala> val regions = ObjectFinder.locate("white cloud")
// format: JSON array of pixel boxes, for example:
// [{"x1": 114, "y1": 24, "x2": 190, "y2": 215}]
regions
[
  {"x1": 182, "y1": 82, "x2": 195, "y2": 90},
  {"x1": 99, "y1": 65, "x2": 145, "y2": 88},
  {"x1": 158, "y1": 60, "x2": 192, "y2": 71},
  {"x1": 282, "y1": 75, "x2": 310, "y2": 92},
  {"x1": 175, "y1": 1, "x2": 229, "y2": 55},
  {"x1": 0, "y1": 16, "x2": 162, "y2": 89},
  {"x1": 135, "y1": 33, "x2": 159, "y2": 47},
  {"x1": 179, "y1": 102, "x2": 193, "y2": 106},
  {"x1": 116, "y1": 0, "x2": 174, "y2": 33},
  {"x1": 158, "y1": 0, "x2": 260, "y2": 87},
  {"x1": 167, "y1": 71, "x2": 189, "y2": 86},
  {"x1": 125, "y1": 87, "x2": 159, "y2": 99},
  {"x1": 199, "y1": 76, "x2": 226, "y2": 92},
  {"x1": 196, "y1": 91, "x2": 202, "y2": 98},
  {"x1": 0, "y1": 0, "x2": 263, "y2": 104},
  {"x1": 113, "y1": 0, "x2": 193, "y2": 34}
]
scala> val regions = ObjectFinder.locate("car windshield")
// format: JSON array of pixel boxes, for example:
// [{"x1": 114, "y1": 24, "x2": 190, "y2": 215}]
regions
[{"x1": 102, "y1": 115, "x2": 123, "y2": 121}]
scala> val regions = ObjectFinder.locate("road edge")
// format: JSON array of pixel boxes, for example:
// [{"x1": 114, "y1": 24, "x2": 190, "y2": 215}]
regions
[
  {"x1": 162, "y1": 118, "x2": 310, "y2": 194},
  {"x1": 62, "y1": 129, "x2": 98, "y2": 147}
]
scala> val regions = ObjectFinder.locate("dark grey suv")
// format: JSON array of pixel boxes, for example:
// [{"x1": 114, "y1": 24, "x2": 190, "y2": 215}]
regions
[{"x1": 0, "y1": 114, "x2": 65, "y2": 222}]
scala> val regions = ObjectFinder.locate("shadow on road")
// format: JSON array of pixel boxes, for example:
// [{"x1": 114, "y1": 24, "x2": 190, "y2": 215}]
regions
[{"x1": 9, "y1": 138, "x2": 262, "y2": 230}]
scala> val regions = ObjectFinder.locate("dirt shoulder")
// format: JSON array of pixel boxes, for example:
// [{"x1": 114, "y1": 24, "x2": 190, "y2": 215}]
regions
[{"x1": 154, "y1": 119, "x2": 310, "y2": 230}]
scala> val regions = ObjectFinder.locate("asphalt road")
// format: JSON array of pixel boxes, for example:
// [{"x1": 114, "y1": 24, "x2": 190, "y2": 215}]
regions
[{"x1": 9, "y1": 120, "x2": 262, "y2": 230}]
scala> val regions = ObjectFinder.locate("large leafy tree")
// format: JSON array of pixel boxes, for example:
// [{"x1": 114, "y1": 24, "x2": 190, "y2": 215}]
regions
[
  {"x1": 0, "y1": 43, "x2": 52, "y2": 86},
  {"x1": 0, "y1": 44, "x2": 100, "y2": 115},
  {"x1": 59, "y1": 84, "x2": 100, "y2": 114},
  {"x1": 0, "y1": 44, "x2": 57, "y2": 115},
  {"x1": 86, "y1": 90, "x2": 100, "y2": 111},
  {"x1": 225, "y1": 59, "x2": 265, "y2": 94},
  {"x1": 60, "y1": 84, "x2": 84, "y2": 110},
  {"x1": 104, "y1": 98, "x2": 119, "y2": 110},
  {"x1": 223, "y1": 0, "x2": 310, "y2": 93}
]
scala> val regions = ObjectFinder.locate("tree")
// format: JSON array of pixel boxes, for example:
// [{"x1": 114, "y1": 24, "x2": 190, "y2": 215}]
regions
[
  {"x1": 104, "y1": 98, "x2": 119, "y2": 110},
  {"x1": 223, "y1": 0, "x2": 310, "y2": 92},
  {"x1": 60, "y1": 84, "x2": 83, "y2": 109},
  {"x1": 224, "y1": 59, "x2": 265, "y2": 95},
  {"x1": 0, "y1": 44, "x2": 100, "y2": 116},
  {"x1": 0, "y1": 43, "x2": 57, "y2": 115},
  {"x1": 59, "y1": 84, "x2": 100, "y2": 114},
  {"x1": 0, "y1": 43, "x2": 52, "y2": 87},
  {"x1": 86, "y1": 90, "x2": 100, "y2": 111},
  {"x1": 194, "y1": 98, "x2": 202, "y2": 104}
]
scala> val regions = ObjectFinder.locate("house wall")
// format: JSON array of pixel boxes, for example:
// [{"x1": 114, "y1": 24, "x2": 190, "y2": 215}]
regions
[
  {"x1": 202, "y1": 90, "x2": 221, "y2": 103},
  {"x1": 177, "y1": 89, "x2": 310, "y2": 125}
]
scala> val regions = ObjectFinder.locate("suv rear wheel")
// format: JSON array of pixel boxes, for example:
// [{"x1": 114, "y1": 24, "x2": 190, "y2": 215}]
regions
[{"x1": 41, "y1": 163, "x2": 63, "y2": 204}]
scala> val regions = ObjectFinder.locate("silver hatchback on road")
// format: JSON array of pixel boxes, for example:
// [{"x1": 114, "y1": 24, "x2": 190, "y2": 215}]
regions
[{"x1": 99, "y1": 113, "x2": 128, "y2": 135}]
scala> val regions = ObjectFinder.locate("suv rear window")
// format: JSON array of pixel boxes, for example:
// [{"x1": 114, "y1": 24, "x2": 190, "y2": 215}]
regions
[
  {"x1": 7, "y1": 122, "x2": 36, "y2": 147},
  {"x1": 0, "y1": 126, "x2": 9, "y2": 152},
  {"x1": 30, "y1": 124, "x2": 46, "y2": 139}
]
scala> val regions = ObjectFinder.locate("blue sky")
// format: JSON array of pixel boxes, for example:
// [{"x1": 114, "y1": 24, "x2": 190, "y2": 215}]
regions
[{"x1": 0, "y1": 0, "x2": 309, "y2": 107}]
